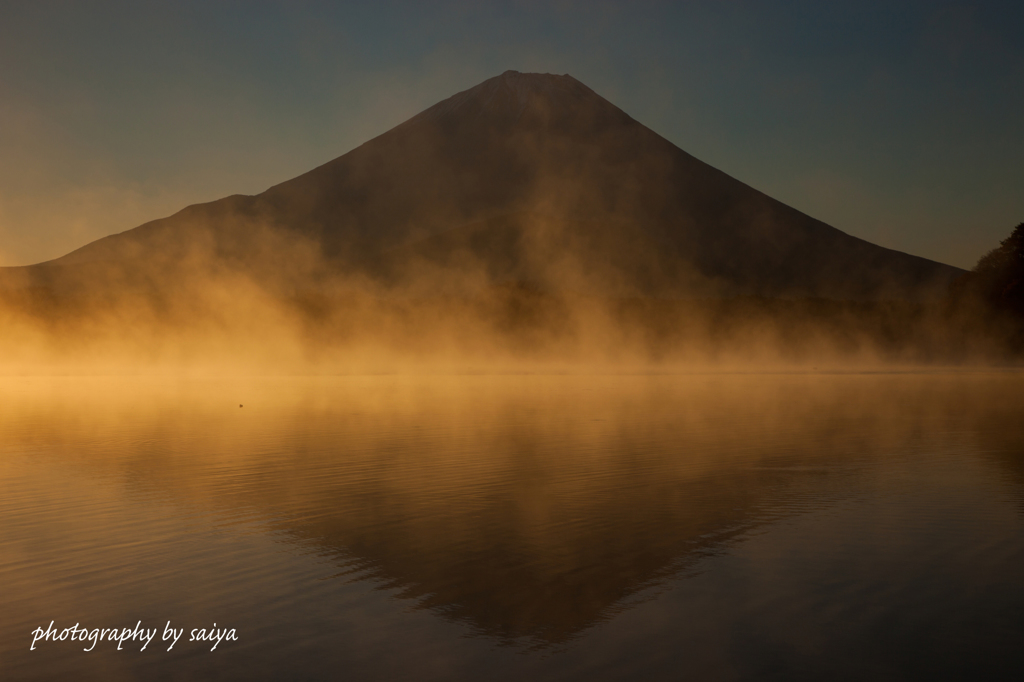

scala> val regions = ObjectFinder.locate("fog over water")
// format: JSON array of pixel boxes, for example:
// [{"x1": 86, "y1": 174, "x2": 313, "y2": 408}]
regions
[
  {"x1": 1, "y1": 372, "x2": 1022, "y2": 680},
  {"x1": 1, "y1": 71, "x2": 1021, "y2": 682}
]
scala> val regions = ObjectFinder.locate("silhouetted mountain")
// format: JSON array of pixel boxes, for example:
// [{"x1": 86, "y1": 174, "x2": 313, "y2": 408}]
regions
[{"x1": 3, "y1": 71, "x2": 961, "y2": 301}]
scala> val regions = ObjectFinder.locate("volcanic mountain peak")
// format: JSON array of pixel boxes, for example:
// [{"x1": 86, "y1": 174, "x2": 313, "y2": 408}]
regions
[
  {"x1": 415, "y1": 70, "x2": 609, "y2": 123},
  {"x1": 5, "y1": 70, "x2": 962, "y2": 302}
]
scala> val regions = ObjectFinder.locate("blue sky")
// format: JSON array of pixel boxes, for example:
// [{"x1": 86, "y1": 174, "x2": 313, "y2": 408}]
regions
[{"x1": 1, "y1": 0, "x2": 1021, "y2": 268}]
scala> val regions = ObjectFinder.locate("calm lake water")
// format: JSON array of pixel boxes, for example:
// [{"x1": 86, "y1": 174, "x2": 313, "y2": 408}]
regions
[{"x1": 1, "y1": 372, "x2": 1022, "y2": 681}]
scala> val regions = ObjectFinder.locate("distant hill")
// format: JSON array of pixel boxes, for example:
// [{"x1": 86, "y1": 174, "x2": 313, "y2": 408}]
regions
[{"x1": 1, "y1": 70, "x2": 961, "y2": 302}]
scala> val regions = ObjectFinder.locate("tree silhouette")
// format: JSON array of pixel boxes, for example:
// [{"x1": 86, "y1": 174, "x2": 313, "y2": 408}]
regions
[{"x1": 973, "y1": 222, "x2": 1024, "y2": 315}]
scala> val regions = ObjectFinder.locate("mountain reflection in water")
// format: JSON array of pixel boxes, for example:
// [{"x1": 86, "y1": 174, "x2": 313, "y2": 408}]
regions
[{"x1": 1, "y1": 372, "x2": 1022, "y2": 681}]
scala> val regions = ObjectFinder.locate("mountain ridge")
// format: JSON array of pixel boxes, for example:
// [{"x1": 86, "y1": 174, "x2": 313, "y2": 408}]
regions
[{"x1": 4, "y1": 70, "x2": 962, "y2": 301}]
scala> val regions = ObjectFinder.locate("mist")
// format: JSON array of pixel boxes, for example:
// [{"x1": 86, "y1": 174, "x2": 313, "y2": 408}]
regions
[
  {"x1": 0, "y1": 71, "x2": 1014, "y2": 374},
  {"x1": 0, "y1": 214, "x2": 1015, "y2": 375}
]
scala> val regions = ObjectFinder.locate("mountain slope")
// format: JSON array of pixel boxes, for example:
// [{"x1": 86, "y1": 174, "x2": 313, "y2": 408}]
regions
[{"x1": 6, "y1": 70, "x2": 962, "y2": 300}]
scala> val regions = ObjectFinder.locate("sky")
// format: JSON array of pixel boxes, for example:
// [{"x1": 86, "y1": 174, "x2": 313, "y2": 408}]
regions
[{"x1": 1, "y1": 0, "x2": 1021, "y2": 269}]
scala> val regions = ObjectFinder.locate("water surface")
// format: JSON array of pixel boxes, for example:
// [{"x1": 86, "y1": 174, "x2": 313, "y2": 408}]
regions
[{"x1": 1, "y1": 372, "x2": 1022, "y2": 680}]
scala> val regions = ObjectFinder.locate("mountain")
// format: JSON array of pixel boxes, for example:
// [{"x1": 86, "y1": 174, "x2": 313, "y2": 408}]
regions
[{"x1": 2, "y1": 70, "x2": 961, "y2": 301}]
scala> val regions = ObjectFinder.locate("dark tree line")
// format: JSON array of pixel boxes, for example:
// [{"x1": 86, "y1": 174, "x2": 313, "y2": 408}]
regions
[
  {"x1": 944, "y1": 222, "x2": 1024, "y2": 358},
  {"x1": 971, "y1": 222, "x2": 1024, "y2": 315}
]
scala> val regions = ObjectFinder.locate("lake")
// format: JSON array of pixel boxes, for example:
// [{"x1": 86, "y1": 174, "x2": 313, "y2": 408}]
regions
[{"x1": 2, "y1": 372, "x2": 1022, "y2": 681}]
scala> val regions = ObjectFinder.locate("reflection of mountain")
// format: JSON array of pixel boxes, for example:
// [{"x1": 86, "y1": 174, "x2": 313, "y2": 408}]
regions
[
  {"x1": 289, "y1": 444, "x2": 788, "y2": 645},
  {"x1": 5, "y1": 375, "x2": 1019, "y2": 645},
  {"x1": 2, "y1": 71, "x2": 960, "y2": 301}
]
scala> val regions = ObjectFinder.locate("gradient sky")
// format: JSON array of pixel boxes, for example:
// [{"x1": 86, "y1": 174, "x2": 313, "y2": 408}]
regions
[{"x1": 1, "y1": 0, "x2": 1021, "y2": 269}]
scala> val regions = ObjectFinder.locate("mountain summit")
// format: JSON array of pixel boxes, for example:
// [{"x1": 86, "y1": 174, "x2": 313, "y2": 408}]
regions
[{"x1": 10, "y1": 71, "x2": 961, "y2": 300}]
